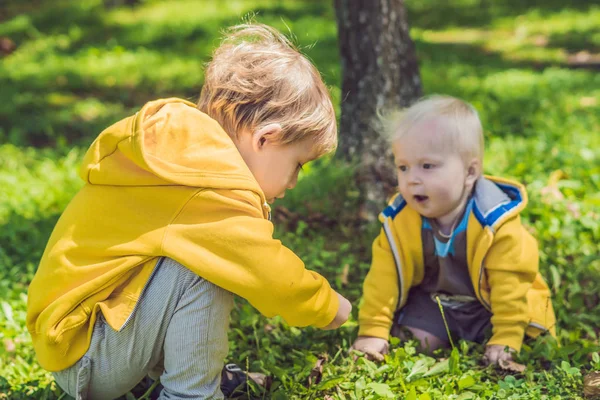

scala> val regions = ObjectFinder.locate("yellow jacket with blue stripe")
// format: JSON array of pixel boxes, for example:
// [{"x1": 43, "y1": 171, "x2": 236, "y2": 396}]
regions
[{"x1": 358, "y1": 176, "x2": 556, "y2": 351}]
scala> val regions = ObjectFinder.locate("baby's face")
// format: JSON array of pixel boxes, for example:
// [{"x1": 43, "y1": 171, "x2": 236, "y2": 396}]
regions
[{"x1": 392, "y1": 118, "x2": 474, "y2": 224}]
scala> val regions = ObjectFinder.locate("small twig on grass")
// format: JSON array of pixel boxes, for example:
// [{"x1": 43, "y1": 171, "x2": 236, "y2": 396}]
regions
[{"x1": 435, "y1": 296, "x2": 455, "y2": 349}]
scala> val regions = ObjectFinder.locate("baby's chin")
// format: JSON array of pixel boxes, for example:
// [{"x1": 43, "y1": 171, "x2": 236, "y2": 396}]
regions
[{"x1": 406, "y1": 202, "x2": 438, "y2": 219}]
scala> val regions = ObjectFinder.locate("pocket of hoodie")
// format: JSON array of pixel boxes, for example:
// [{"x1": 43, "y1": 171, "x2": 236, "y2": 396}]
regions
[{"x1": 46, "y1": 304, "x2": 90, "y2": 345}]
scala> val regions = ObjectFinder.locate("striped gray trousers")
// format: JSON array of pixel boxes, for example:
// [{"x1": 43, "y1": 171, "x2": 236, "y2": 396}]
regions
[{"x1": 53, "y1": 257, "x2": 234, "y2": 399}]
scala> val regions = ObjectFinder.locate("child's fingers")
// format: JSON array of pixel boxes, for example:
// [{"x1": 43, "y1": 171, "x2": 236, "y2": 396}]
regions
[
  {"x1": 349, "y1": 347, "x2": 384, "y2": 362},
  {"x1": 482, "y1": 353, "x2": 493, "y2": 366},
  {"x1": 484, "y1": 345, "x2": 514, "y2": 366},
  {"x1": 352, "y1": 350, "x2": 384, "y2": 362},
  {"x1": 366, "y1": 349, "x2": 385, "y2": 362},
  {"x1": 483, "y1": 347, "x2": 499, "y2": 365},
  {"x1": 348, "y1": 348, "x2": 363, "y2": 361},
  {"x1": 497, "y1": 350, "x2": 513, "y2": 362}
]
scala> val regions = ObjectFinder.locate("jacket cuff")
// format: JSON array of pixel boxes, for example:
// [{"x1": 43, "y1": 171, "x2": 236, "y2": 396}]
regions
[
  {"x1": 358, "y1": 323, "x2": 392, "y2": 340},
  {"x1": 487, "y1": 324, "x2": 526, "y2": 352},
  {"x1": 313, "y1": 289, "x2": 340, "y2": 328}
]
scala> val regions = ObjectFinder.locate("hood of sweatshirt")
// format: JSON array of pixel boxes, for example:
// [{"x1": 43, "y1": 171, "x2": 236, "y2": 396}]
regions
[{"x1": 80, "y1": 97, "x2": 264, "y2": 196}]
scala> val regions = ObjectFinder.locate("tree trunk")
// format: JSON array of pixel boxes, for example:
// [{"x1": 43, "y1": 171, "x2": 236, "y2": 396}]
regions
[{"x1": 335, "y1": 0, "x2": 422, "y2": 223}]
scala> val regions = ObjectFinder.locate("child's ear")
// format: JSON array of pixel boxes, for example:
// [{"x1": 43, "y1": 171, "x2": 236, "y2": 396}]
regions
[
  {"x1": 465, "y1": 158, "x2": 481, "y2": 187},
  {"x1": 252, "y1": 123, "x2": 283, "y2": 151}
]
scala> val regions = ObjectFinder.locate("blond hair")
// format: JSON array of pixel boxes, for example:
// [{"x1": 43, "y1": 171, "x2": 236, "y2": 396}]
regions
[
  {"x1": 198, "y1": 23, "x2": 337, "y2": 157},
  {"x1": 386, "y1": 95, "x2": 484, "y2": 163}
]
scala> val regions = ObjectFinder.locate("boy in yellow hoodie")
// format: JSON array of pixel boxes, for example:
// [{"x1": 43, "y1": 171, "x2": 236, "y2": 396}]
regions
[
  {"x1": 26, "y1": 24, "x2": 351, "y2": 399},
  {"x1": 352, "y1": 96, "x2": 555, "y2": 365}
]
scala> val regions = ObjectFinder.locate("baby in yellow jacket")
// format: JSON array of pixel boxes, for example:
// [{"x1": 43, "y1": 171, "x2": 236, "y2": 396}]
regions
[
  {"x1": 352, "y1": 95, "x2": 555, "y2": 365},
  {"x1": 27, "y1": 24, "x2": 351, "y2": 399}
]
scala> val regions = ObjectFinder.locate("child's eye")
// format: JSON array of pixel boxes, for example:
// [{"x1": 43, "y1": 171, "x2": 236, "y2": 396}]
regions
[
  {"x1": 423, "y1": 163, "x2": 434, "y2": 169},
  {"x1": 398, "y1": 166, "x2": 407, "y2": 172},
  {"x1": 297, "y1": 163, "x2": 304, "y2": 172}
]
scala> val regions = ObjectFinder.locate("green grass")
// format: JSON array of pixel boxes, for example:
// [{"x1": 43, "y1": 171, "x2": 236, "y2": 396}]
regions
[{"x1": 1, "y1": 0, "x2": 599, "y2": 398}]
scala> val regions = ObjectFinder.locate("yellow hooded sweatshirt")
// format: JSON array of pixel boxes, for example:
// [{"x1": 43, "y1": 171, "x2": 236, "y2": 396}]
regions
[{"x1": 27, "y1": 98, "x2": 339, "y2": 372}]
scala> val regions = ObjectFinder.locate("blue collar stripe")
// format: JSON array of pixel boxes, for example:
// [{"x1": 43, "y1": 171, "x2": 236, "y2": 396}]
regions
[
  {"x1": 382, "y1": 197, "x2": 406, "y2": 219},
  {"x1": 481, "y1": 183, "x2": 522, "y2": 226}
]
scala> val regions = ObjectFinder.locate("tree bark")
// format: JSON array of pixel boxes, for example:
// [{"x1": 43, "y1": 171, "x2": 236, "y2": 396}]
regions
[{"x1": 335, "y1": 0, "x2": 422, "y2": 223}]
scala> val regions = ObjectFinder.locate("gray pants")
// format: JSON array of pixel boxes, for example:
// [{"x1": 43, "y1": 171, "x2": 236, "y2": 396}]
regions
[
  {"x1": 392, "y1": 287, "x2": 492, "y2": 344},
  {"x1": 53, "y1": 258, "x2": 234, "y2": 399}
]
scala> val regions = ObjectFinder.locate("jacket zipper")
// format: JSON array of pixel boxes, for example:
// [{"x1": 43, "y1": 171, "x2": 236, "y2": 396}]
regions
[
  {"x1": 383, "y1": 218, "x2": 404, "y2": 311},
  {"x1": 478, "y1": 263, "x2": 492, "y2": 311}
]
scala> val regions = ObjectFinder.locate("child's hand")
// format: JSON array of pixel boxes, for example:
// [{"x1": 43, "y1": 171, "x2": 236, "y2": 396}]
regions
[
  {"x1": 483, "y1": 344, "x2": 516, "y2": 365},
  {"x1": 322, "y1": 292, "x2": 352, "y2": 330},
  {"x1": 350, "y1": 336, "x2": 389, "y2": 362}
]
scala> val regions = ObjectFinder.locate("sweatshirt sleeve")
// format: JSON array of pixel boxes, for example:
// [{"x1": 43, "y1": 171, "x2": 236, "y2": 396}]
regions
[
  {"x1": 358, "y1": 228, "x2": 400, "y2": 339},
  {"x1": 161, "y1": 188, "x2": 339, "y2": 328},
  {"x1": 485, "y1": 216, "x2": 538, "y2": 352}
]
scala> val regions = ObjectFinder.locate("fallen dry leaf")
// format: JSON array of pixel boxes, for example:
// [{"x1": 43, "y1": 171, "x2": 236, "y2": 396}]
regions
[
  {"x1": 0, "y1": 37, "x2": 16, "y2": 56},
  {"x1": 580, "y1": 97, "x2": 597, "y2": 108},
  {"x1": 567, "y1": 51, "x2": 600, "y2": 68},
  {"x1": 308, "y1": 354, "x2": 328, "y2": 386},
  {"x1": 566, "y1": 202, "x2": 581, "y2": 219},
  {"x1": 340, "y1": 264, "x2": 350, "y2": 286},
  {"x1": 541, "y1": 169, "x2": 566, "y2": 204},
  {"x1": 358, "y1": 204, "x2": 370, "y2": 221},
  {"x1": 498, "y1": 359, "x2": 526, "y2": 373},
  {"x1": 584, "y1": 371, "x2": 600, "y2": 398},
  {"x1": 3, "y1": 339, "x2": 15, "y2": 353},
  {"x1": 247, "y1": 372, "x2": 270, "y2": 388},
  {"x1": 532, "y1": 35, "x2": 549, "y2": 47}
]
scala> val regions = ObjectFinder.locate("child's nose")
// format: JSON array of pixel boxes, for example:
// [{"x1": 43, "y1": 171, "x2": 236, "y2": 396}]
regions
[{"x1": 408, "y1": 170, "x2": 422, "y2": 184}]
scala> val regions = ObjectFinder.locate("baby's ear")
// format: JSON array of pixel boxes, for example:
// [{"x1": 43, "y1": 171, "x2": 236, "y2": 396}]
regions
[
  {"x1": 466, "y1": 158, "x2": 481, "y2": 187},
  {"x1": 252, "y1": 123, "x2": 283, "y2": 150}
]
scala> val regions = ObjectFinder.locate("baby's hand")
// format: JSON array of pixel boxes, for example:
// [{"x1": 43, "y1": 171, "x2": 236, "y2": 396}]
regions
[
  {"x1": 483, "y1": 344, "x2": 516, "y2": 365},
  {"x1": 350, "y1": 336, "x2": 389, "y2": 362},
  {"x1": 322, "y1": 292, "x2": 352, "y2": 330}
]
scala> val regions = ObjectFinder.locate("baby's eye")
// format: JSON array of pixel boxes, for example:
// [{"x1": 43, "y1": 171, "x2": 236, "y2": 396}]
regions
[
  {"x1": 398, "y1": 165, "x2": 407, "y2": 172},
  {"x1": 423, "y1": 163, "x2": 435, "y2": 170},
  {"x1": 297, "y1": 163, "x2": 304, "y2": 172}
]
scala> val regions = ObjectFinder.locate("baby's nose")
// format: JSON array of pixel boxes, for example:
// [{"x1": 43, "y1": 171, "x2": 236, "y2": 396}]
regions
[{"x1": 408, "y1": 171, "x2": 421, "y2": 184}]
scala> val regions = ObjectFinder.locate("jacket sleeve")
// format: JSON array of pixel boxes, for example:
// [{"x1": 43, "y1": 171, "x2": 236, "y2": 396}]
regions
[
  {"x1": 485, "y1": 215, "x2": 538, "y2": 351},
  {"x1": 358, "y1": 228, "x2": 400, "y2": 339},
  {"x1": 162, "y1": 188, "x2": 339, "y2": 328}
]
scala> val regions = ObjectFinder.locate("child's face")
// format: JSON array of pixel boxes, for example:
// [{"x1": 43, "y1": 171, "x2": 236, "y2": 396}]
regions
[
  {"x1": 392, "y1": 118, "x2": 479, "y2": 225},
  {"x1": 238, "y1": 124, "x2": 317, "y2": 204}
]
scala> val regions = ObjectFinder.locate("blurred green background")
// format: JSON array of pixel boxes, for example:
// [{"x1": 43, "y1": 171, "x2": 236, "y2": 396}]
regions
[{"x1": 1, "y1": 0, "x2": 599, "y2": 398}]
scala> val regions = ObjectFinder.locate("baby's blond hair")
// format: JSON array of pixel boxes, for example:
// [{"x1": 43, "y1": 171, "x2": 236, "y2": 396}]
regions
[
  {"x1": 386, "y1": 95, "x2": 484, "y2": 164},
  {"x1": 198, "y1": 24, "x2": 337, "y2": 157}
]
